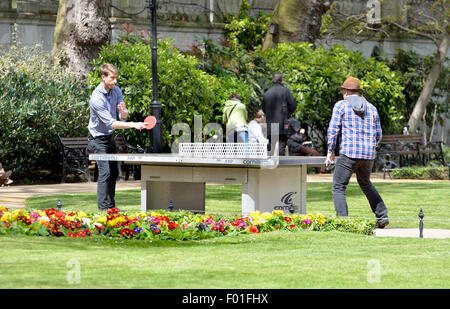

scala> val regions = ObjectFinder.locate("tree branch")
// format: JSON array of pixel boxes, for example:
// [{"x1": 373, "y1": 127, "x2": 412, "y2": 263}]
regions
[{"x1": 389, "y1": 21, "x2": 438, "y2": 46}]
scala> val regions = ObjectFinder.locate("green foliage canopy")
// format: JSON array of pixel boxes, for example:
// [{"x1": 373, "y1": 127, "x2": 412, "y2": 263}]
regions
[
  {"x1": 260, "y1": 43, "x2": 406, "y2": 151},
  {"x1": 0, "y1": 44, "x2": 90, "y2": 178},
  {"x1": 87, "y1": 37, "x2": 254, "y2": 151}
]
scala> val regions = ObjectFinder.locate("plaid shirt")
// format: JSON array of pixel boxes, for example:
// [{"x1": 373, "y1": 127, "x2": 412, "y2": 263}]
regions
[{"x1": 327, "y1": 97, "x2": 382, "y2": 160}]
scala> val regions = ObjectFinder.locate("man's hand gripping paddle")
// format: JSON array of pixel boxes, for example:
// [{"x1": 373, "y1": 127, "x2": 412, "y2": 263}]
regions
[{"x1": 144, "y1": 116, "x2": 156, "y2": 130}]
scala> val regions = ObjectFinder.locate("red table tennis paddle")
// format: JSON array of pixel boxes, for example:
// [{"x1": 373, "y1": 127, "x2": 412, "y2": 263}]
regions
[{"x1": 144, "y1": 115, "x2": 156, "y2": 130}]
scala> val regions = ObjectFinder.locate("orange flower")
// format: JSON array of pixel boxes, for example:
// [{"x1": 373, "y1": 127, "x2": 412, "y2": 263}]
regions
[{"x1": 249, "y1": 225, "x2": 259, "y2": 233}]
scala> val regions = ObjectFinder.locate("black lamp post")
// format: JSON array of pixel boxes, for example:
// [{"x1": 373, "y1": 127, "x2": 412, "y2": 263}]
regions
[
  {"x1": 148, "y1": 0, "x2": 162, "y2": 153},
  {"x1": 418, "y1": 208, "x2": 424, "y2": 238}
]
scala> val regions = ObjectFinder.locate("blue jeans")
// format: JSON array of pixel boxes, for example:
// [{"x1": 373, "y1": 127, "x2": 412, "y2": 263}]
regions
[
  {"x1": 88, "y1": 134, "x2": 119, "y2": 211},
  {"x1": 226, "y1": 130, "x2": 249, "y2": 143},
  {"x1": 332, "y1": 155, "x2": 388, "y2": 220}
]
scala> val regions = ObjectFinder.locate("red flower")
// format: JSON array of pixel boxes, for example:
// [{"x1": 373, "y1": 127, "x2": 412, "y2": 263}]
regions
[
  {"x1": 157, "y1": 216, "x2": 170, "y2": 223},
  {"x1": 283, "y1": 217, "x2": 292, "y2": 222},
  {"x1": 275, "y1": 225, "x2": 279, "y2": 229},
  {"x1": 120, "y1": 228, "x2": 134, "y2": 238},
  {"x1": 168, "y1": 221, "x2": 178, "y2": 231},
  {"x1": 290, "y1": 224, "x2": 296, "y2": 230},
  {"x1": 249, "y1": 226, "x2": 259, "y2": 234}
]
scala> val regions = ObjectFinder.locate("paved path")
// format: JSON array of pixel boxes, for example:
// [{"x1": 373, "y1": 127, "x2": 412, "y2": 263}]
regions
[
  {"x1": 374, "y1": 228, "x2": 450, "y2": 239},
  {"x1": 0, "y1": 174, "x2": 448, "y2": 239},
  {"x1": 0, "y1": 173, "x2": 403, "y2": 209},
  {"x1": 0, "y1": 180, "x2": 141, "y2": 209}
]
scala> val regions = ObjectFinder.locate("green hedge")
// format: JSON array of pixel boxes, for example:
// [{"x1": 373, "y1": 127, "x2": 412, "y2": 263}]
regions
[
  {"x1": 391, "y1": 166, "x2": 449, "y2": 180},
  {"x1": 260, "y1": 43, "x2": 406, "y2": 152},
  {"x1": 0, "y1": 45, "x2": 90, "y2": 178},
  {"x1": 87, "y1": 37, "x2": 254, "y2": 151}
]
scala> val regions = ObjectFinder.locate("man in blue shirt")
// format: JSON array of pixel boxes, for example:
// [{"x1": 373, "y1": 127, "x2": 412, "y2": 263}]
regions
[
  {"x1": 325, "y1": 76, "x2": 389, "y2": 228},
  {"x1": 88, "y1": 63, "x2": 146, "y2": 211}
]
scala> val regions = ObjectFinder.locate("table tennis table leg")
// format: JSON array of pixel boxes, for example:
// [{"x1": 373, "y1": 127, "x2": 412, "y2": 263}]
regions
[
  {"x1": 141, "y1": 180, "x2": 205, "y2": 213},
  {"x1": 241, "y1": 165, "x2": 307, "y2": 215}
]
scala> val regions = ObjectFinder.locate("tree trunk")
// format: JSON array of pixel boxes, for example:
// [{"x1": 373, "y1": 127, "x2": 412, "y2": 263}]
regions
[
  {"x1": 262, "y1": 0, "x2": 333, "y2": 50},
  {"x1": 51, "y1": 0, "x2": 111, "y2": 79},
  {"x1": 408, "y1": 35, "x2": 449, "y2": 133},
  {"x1": 429, "y1": 103, "x2": 438, "y2": 143}
]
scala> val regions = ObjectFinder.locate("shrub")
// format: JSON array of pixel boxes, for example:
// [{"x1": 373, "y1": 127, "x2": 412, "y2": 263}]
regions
[
  {"x1": 0, "y1": 44, "x2": 90, "y2": 179},
  {"x1": 260, "y1": 43, "x2": 406, "y2": 153},
  {"x1": 186, "y1": 38, "x2": 270, "y2": 118},
  {"x1": 444, "y1": 146, "x2": 450, "y2": 163},
  {"x1": 87, "y1": 37, "x2": 254, "y2": 151},
  {"x1": 391, "y1": 166, "x2": 449, "y2": 180},
  {"x1": 223, "y1": 0, "x2": 271, "y2": 51}
]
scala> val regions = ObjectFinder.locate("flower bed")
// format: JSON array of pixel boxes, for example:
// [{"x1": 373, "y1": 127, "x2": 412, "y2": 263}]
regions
[{"x1": 0, "y1": 206, "x2": 376, "y2": 240}]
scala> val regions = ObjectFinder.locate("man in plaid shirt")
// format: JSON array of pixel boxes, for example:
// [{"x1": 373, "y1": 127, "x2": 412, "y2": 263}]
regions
[{"x1": 325, "y1": 77, "x2": 389, "y2": 228}]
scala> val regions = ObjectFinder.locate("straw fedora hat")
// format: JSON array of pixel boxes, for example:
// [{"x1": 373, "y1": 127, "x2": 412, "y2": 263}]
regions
[{"x1": 339, "y1": 76, "x2": 363, "y2": 91}]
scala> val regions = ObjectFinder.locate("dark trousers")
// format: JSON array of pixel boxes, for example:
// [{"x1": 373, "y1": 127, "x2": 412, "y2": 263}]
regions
[
  {"x1": 332, "y1": 155, "x2": 388, "y2": 220},
  {"x1": 268, "y1": 134, "x2": 287, "y2": 156},
  {"x1": 88, "y1": 134, "x2": 119, "y2": 211}
]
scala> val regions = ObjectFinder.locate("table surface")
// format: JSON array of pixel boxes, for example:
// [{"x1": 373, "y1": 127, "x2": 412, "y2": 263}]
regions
[{"x1": 89, "y1": 153, "x2": 328, "y2": 168}]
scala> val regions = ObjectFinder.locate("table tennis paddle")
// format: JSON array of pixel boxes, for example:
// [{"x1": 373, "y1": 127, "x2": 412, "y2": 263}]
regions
[{"x1": 144, "y1": 115, "x2": 156, "y2": 130}]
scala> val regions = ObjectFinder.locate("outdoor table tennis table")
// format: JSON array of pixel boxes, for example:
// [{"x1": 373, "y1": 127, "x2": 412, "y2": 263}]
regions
[{"x1": 89, "y1": 153, "x2": 327, "y2": 215}]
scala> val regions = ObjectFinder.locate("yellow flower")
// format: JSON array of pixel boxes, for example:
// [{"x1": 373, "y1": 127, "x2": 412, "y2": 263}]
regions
[
  {"x1": 1, "y1": 213, "x2": 11, "y2": 223},
  {"x1": 291, "y1": 214, "x2": 299, "y2": 220},
  {"x1": 75, "y1": 211, "x2": 87, "y2": 219},
  {"x1": 38, "y1": 216, "x2": 50, "y2": 225},
  {"x1": 250, "y1": 211, "x2": 262, "y2": 219},
  {"x1": 136, "y1": 212, "x2": 147, "y2": 219},
  {"x1": 272, "y1": 210, "x2": 284, "y2": 217},
  {"x1": 94, "y1": 215, "x2": 107, "y2": 225},
  {"x1": 65, "y1": 216, "x2": 76, "y2": 222},
  {"x1": 315, "y1": 213, "x2": 326, "y2": 226},
  {"x1": 11, "y1": 209, "x2": 29, "y2": 221},
  {"x1": 0, "y1": 206, "x2": 8, "y2": 212},
  {"x1": 262, "y1": 212, "x2": 273, "y2": 220},
  {"x1": 252, "y1": 217, "x2": 266, "y2": 226},
  {"x1": 107, "y1": 216, "x2": 127, "y2": 227}
]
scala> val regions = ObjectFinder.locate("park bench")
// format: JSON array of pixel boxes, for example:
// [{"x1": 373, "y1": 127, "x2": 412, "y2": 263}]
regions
[
  {"x1": 56, "y1": 134, "x2": 146, "y2": 183},
  {"x1": 56, "y1": 135, "x2": 92, "y2": 183},
  {"x1": 375, "y1": 134, "x2": 446, "y2": 178}
]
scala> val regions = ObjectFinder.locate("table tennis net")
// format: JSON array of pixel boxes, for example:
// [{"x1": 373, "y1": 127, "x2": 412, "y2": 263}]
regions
[{"x1": 179, "y1": 143, "x2": 268, "y2": 158}]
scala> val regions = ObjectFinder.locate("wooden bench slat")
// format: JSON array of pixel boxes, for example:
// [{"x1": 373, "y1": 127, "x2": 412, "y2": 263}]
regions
[{"x1": 376, "y1": 134, "x2": 446, "y2": 172}]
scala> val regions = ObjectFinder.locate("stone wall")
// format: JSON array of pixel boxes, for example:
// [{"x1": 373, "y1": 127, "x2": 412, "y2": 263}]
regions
[{"x1": 0, "y1": 0, "x2": 278, "y2": 51}]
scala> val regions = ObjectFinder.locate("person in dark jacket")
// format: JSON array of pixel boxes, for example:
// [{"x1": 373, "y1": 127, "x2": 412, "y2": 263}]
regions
[
  {"x1": 287, "y1": 118, "x2": 317, "y2": 156},
  {"x1": 287, "y1": 117, "x2": 324, "y2": 172},
  {"x1": 262, "y1": 72, "x2": 297, "y2": 156}
]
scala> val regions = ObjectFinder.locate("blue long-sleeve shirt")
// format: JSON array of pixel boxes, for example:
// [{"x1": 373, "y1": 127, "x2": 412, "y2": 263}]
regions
[
  {"x1": 327, "y1": 96, "x2": 382, "y2": 160},
  {"x1": 88, "y1": 83, "x2": 128, "y2": 138}
]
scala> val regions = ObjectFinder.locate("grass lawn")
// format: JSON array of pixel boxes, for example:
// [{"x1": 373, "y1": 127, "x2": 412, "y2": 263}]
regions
[
  {"x1": 26, "y1": 182, "x2": 450, "y2": 229},
  {"x1": 1, "y1": 181, "x2": 447, "y2": 290},
  {"x1": 0, "y1": 231, "x2": 448, "y2": 289}
]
